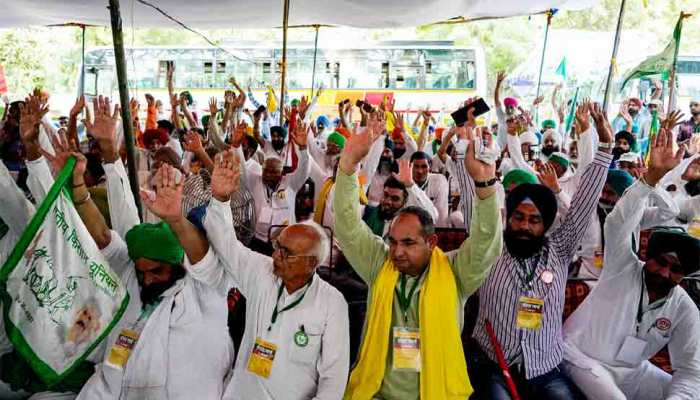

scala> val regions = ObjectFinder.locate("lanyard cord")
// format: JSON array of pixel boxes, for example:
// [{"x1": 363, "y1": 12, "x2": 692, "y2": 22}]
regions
[
  {"x1": 395, "y1": 271, "x2": 424, "y2": 323},
  {"x1": 268, "y1": 280, "x2": 311, "y2": 331}
]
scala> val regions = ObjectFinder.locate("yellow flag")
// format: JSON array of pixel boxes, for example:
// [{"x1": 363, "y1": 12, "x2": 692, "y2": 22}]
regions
[{"x1": 266, "y1": 86, "x2": 278, "y2": 114}]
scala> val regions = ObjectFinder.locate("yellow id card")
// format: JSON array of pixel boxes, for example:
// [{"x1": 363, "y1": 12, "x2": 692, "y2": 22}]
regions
[
  {"x1": 392, "y1": 327, "x2": 421, "y2": 371},
  {"x1": 516, "y1": 296, "x2": 544, "y2": 330},
  {"x1": 247, "y1": 337, "x2": 277, "y2": 378},
  {"x1": 105, "y1": 329, "x2": 139, "y2": 370}
]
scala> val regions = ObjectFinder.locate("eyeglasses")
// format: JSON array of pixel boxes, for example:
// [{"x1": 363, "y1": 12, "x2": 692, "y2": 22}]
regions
[{"x1": 271, "y1": 240, "x2": 315, "y2": 261}]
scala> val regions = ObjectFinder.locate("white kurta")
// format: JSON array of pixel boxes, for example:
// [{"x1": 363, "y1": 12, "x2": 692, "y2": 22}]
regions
[
  {"x1": 563, "y1": 181, "x2": 700, "y2": 400},
  {"x1": 415, "y1": 173, "x2": 449, "y2": 226},
  {"x1": 77, "y1": 232, "x2": 233, "y2": 400},
  {"x1": 187, "y1": 198, "x2": 350, "y2": 400}
]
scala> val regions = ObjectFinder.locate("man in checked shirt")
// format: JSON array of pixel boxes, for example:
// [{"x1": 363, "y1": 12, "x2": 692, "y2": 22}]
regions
[{"x1": 467, "y1": 101, "x2": 614, "y2": 400}]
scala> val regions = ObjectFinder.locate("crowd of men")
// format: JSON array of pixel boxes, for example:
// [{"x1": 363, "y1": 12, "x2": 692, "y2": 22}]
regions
[{"x1": 0, "y1": 65, "x2": 699, "y2": 400}]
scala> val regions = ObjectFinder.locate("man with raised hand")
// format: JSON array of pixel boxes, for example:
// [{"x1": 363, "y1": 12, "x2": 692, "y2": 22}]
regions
[
  {"x1": 334, "y1": 99, "x2": 503, "y2": 400},
  {"x1": 563, "y1": 128, "x2": 700, "y2": 400},
  {"x1": 186, "y1": 149, "x2": 349, "y2": 400}
]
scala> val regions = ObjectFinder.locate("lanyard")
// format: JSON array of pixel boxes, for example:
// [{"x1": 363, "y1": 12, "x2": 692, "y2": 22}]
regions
[
  {"x1": 268, "y1": 280, "x2": 311, "y2": 331},
  {"x1": 636, "y1": 273, "x2": 667, "y2": 335},
  {"x1": 516, "y1": 257, "x2": 539, "y2": 291},
  {"x1": 131, "y1": 299, "x2": 161, "y2": 331},
  {"x1": 395, "y1": 272, "x2": 423, "y2": 323}
]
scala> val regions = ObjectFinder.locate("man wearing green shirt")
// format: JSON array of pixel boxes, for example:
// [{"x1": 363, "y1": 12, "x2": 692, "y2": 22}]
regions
[{"x1": 334, "y1": 109, "x2": 503, "y2": 400}]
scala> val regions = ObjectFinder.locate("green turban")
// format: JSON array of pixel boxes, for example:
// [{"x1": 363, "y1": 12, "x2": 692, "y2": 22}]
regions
[
  {"x1": 291, "y1": 99, "x2": 300, "y2": 107},
  {"x1": 542, "y1": 119, "x2": 557, "y2": 130},
  {"x1": 502, "y1": 169, "x2": 538, "y2": 190},
  {"x1": 327, "y1": 132, "x2": 347, "y2": 149},
  {"x1": 548, "y1": 152, "x2": 571, "y2": 170},
  {"x1": 125, "y1": 222, "x2": 184, "y2": 266},
  {"x1": 606, "y1": 169, "x2": 634, "y2": 197}
]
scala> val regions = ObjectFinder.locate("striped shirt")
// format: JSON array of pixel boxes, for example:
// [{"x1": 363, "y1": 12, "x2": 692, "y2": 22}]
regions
[{"x1": 472, "y1": 150, "x2": 613, "y2": 379}]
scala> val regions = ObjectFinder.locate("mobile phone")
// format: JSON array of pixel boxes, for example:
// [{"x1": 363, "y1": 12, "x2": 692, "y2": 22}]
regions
[{"x1": 451, "y1": 98, "x2": 490, "y2": 127}]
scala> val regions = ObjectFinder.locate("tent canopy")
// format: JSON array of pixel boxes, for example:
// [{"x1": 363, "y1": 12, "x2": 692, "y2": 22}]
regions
[{"x1": 2, "y1": 0, "x2": 595, "y2": 29}]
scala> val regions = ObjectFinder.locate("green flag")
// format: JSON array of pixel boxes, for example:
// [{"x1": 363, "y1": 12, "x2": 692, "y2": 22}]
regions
[
  {"x1": 0, "y1": 157, "x2": 129, "y2": 386},
  {"x1": 555, "y1": 57, "x2": 568, "y2": 80},
  {"x1": 565, "y1": 87, "x2": 580, "y2": 135},
  {"x1": 620, "y1": 14, "x2": 685, "y2": 90}
]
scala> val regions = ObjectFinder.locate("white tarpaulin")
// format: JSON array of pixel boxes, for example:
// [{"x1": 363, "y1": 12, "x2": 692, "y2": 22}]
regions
[{"x1": 1, "y1": 0, "x2": 596, "y2": 29}]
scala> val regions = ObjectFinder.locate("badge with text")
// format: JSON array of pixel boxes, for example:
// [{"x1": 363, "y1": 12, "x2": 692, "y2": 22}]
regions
[
  {"x1": 247, "y1": 337, "x2": 277, "y2": 378},
  {"x1": 105, "y1": 329, "x2": 139, "y2": 370},
  {"x1": 516, "y1": 296, "x2": 545, "y2": 330},
  {"x1": 294, "y1": 330, "x2": 309, "y2": 347},
  {"x1": 392, "y1": 327, "x2": 421, "y2": 371}
]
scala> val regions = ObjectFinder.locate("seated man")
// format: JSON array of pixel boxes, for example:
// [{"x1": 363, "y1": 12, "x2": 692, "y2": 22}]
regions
[
  {"x1": 410, "y1": 151, "x2": 449, "y2": 226},
  {"x1": 185, "y1": 150, "x2": 350, "y2": 400},
  {"x1": 563, "y1": 129, "x2": 700, "y2": 400},
  {"x1": 334, "y1": 110, "x2": 503, "y2": 399}
]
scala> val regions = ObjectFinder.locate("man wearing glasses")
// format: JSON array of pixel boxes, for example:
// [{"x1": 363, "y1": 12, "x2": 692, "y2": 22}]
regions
[
  {"x1": 186, "y1": 150, "x2": 349, "y2": 400},
  {"x1": 333, "y1": 108, "x2": 502, "y2": 400}
]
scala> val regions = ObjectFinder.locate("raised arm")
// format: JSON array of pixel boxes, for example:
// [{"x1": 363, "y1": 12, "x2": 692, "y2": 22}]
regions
[
  {"x1": 506, "y1": 129, "x2": 536, "y2": 174},
  {"x1": 283, "y1": 122, "x2": 311, "y2": 192},
  {"x1": 552, "y1": 102, "x2": 614, "y2": 263},
  {"x1": 603, "y1": 128, "x2": 685, "y2": 278},
  {"x1": 450, "y1": 127, "x2": 502, "y2": 297},
  {"x1": 67, "y1": 95, "x2": 85, "y2": 150},
  {"x1": 334, "y1": 123, "x2": 389, "y2": 283},
  {"x1": 393, "y1": 158, "x2": 438, "y2": 223}
]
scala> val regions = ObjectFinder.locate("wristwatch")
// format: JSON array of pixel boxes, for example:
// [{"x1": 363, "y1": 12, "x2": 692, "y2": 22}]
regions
[
  {"x1": 474, "y1": 177, "x2": 497, "y2": 188},
  {"x1": 597, "y1": 141, "x2": 614, "y2": 149}
]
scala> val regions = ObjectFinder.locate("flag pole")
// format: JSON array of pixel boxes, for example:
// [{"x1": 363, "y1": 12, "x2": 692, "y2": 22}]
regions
[
  {"x1": 108, "y1": 0, "x2": 142, "y2": 219},
  {"x1": 602, "y1": 0, "x2": 627, "y2": 114},
  {"x1": 310, "y1": 25, "x2": 320, "y2": 98},
  {"x1": 279, "y1": 0, "x2": 291, "y2": 126},
  {"x1": 667, "y1": 12, "x2": 690, "y2": 113},
  {"x1": 535, "y1": 10, "x2": 554, "y2": 101}
]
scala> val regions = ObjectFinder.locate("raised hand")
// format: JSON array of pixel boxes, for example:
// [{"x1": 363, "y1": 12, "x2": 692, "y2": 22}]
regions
[
  {"x1": 140, "y1": 164, "x2": 185, "y2": 224},
  {"x1": 183, "y1": 130, "x2": 204, "y2": 154},
  {"x1": 145, "y1": 93, "x2": 155, "y2": 108},
  {"x1": 532, "y1": 95, "x2": 544, "y2": 107},
  {"x1": 661, "y1": 109, "x2": 684, "y2": 132},
  {"x1": 209, "y1": 97, "x2": 219, "y2": 116},
  {"x1": 393, "y1": 159, "x2": 414, "y2": 187},
  {"x1": 19, "y1": 92, "x2": 49, "y2": 144},
  {"x1": 574, "y1": 99, "x2": 591, "y2": 134},
  {"x1": 298, "y1": 96, "x2": 310, "y2": 120},
  {"x1": 645, "y1": 128, "x2": 685, "y2": 186},
  {"x1": 619, "y1": 100, "x2": 632, "y2": 123},
  {"x1": 170, "y1": 93, "x2": 179, "y2": 109},
  {"x1": 496, "y1": 71, "x2": 507, "y2": 86},
  {"x1": 537, "y1": 162, "x2": 561, "y2": 193},
  {"x1": 289, "y1": 121, "x2": 308, "y2": 148},
  {"x1": 84, "y1": 96, "x2": 120, "y2": 144},
  {"x1": 129, "y1": 98, "x2": 140, "y2": 114},
  {"x1": 230, "y1": 120, "x2": 248, "y2": 148},
  {"x1": 464, "y1": 130, "x2": 496, "y2": 199},
  {"x1": 210, "y1": 149, "x2": 241, "y2": 202},
  {"x1": 42, "y1": 131, "x2": 83, "y2": 177},
  {"x1": 69, "y1": 95, "x2": 86, "y2": 118},
  {"x1": 340, "y1": 124, "x2": 382, "y2": 174}
]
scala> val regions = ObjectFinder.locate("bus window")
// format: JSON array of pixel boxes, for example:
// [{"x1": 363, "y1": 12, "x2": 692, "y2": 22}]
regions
[
  {"x1": 456, "y1": 60, "x2": 476, "y2": 89},
  {"x1": 426, "y1": 60, "x2": 452, "y2": 89},
  {"x1": 157, "y1": 60, "x2": 172, "y2": 88},
  {"x1": 391, "y1": 64, "x2": 423, "y2": 89}
]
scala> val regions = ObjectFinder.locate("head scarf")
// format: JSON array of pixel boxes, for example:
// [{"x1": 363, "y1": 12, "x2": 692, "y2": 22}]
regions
[
  {"x1": 606, "y1": 170, "x2": 634, "y2": 197},
  {"x1": 543, "y1": 129, "x2": 560, "y2": 146},
  {"x1": 316, "y1": 115, "x2": 331, "y2": 129},
  {"x1": 647, "y1": 230, "x2": 700, "y2": 275},
  {"x1": 615, "y1": 130, "x2": 637, "y2": 149},
  {"x1": 628, "y1": 98, "x2": 642, "y2": 107},
  {"x1": 519, "y1": 130, "x2": 539, "y2": 146},
  {"x1": 506, "y1": 183, "x2": 558, "y2": 232},
  {"x1": 143, "y1": 128, "x2": 169, "y2": 147},
  {"x1": 548, "y1": 152, "x2": 571, "y2": 170},
  {"x1": 290, "y1": 99, "x2": 300, "y2": 107},
  {"x1": 270, "y1": 125, "x2": 287, "y2": 138},
  {"x1": 327, "y1": 132, "x2": 347, "y2": 149},
  {"x1": 504, "y1": 97, "x2": 519, "y2": 109},
  {"x1": 125, "y1": 222, "x2": 184, "y2": 265},
  {"x1": 502, "y1": 169, "x2": 538, "y2": 190},
  {"x1": 542, "y1": 119, "x2": 557, "y2": 130}
]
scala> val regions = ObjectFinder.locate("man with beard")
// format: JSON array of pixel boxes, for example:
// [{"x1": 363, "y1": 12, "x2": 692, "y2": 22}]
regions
[
  {"x1": 612, "y1": 98, "x2": 649, "y2": 143},
  {"x1": 362, "y1": 160, "x2": 439, "y2": 237},
  {"x1": 185, "y1": 150, "x2": 350, "y2": 400},
  {"x1": 563, "y1": 128, "x2": 700, "y2": 400},
  {"x1": 467, "y1": 103, "x2": 613, "y2": 400},
  {"x1": 262, "y1": 125, "x2": 299, "y2": 174},
  {"x1": 367, "y1": 139, "x2": 398, "y2": 206},
  {"x1": 613, "y1": 130, "x2": 636, "y2": 162},
  {"x1": 334, "y1": 100, "x2": 503, "y2": 399},
  {"x1": 541, "y1": 128, "x2": 561, "y2": 158},
  {"x1": 410, "y1": 151, "x2": 449, "y2": 226},
  {"x1": 677, "y1": 98, "x2": 700, "y2": 143}
]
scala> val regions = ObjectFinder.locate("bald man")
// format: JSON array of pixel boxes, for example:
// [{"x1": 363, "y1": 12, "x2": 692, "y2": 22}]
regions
[{"x1": 186, "y1": 150, "x2": 349, "y2": 400}]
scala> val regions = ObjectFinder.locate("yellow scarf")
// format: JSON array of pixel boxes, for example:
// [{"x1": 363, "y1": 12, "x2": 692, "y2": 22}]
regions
[
  {"x1": 313, "y1": 177, "x2": 368, "y2": 225},
  {"x1": 344, "y1": 248, "x2": 471, "y2": 400}
]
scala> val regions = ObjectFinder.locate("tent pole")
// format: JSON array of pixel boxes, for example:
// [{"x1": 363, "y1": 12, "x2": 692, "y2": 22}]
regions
[
  {"x1": 279, "y1": 0, "x2": 291, "y2": 126},
  {"x1": 602, "y1": 0, "x2": 627, "y2": 113},
  {"x1": 108, "y1": 0, "x2": 142, "y2": 219},
  {"x1": 310, "y1": 25, "x2": 320, "y2": 98},
  {"x1": 80, "y1": 24, "x2": 86, "y2": 97},
  {"x1": 535, "y1": 10, "x2": 553, "y2": 101}
]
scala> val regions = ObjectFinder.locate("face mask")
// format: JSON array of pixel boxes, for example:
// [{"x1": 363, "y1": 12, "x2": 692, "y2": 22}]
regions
[{"x1": 504, "y1": 229, "x2": 544, "y2": 259}]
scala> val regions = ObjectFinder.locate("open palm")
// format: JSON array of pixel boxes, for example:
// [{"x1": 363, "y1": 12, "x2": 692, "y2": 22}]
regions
[
  {"x1": 211, "y1": 150, "x2": 241, "y2": 202},
  {"x1": 141, "y1": 165, "x2": 184, "y2": 223}
]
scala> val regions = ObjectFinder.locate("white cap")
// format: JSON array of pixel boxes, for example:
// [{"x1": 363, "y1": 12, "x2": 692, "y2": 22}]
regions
[{"x1": 519, "y1": 131, "x2": 539, "y2": 146}]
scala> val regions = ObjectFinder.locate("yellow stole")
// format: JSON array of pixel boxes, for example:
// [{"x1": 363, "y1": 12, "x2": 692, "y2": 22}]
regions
[
  {"x1": 344, "y1": 248, "x2": 472, "y2": 400},
  {"x1": 313, "y1": 177, "x2": 368, "y2": 225}
]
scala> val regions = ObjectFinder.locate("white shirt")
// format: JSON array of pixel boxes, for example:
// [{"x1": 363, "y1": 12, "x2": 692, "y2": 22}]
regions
[
  {"x1": 564, "y1": 181, "x2": 700, "y2": 400},
  {"x1": 415, "y1": 173, "x2": 449, "y2": 226},
  {"x1": 187, "y1": 198, "x2": 349, "y2": 400},
  {"x1": 243, "y1": 148, "x2": 310, "y2": 241},
  {"x1": 78, "y1": 232, "x2": 233, "y2": 400}
]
